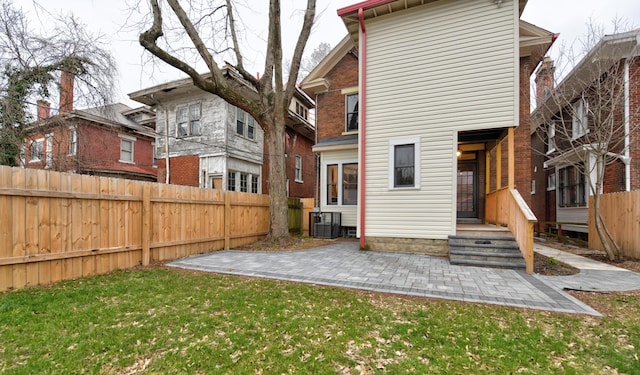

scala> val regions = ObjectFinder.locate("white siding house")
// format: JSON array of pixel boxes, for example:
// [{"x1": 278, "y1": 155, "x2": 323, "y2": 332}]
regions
[{"x1": 338, "y1": 0, "x2": 520, "y2": 251}]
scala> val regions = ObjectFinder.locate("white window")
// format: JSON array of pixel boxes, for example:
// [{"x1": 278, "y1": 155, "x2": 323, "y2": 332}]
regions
[
  {"x1": 236, "y1": 107, "x2": 256, "y2": 140},
  {"x1": 572, "y1": 99, "x2": 589, "y2": 140},
  {"x1": 30, "y1": 138, "x2": 44, "y2": 162},
  {"x1": 389, "y1": 137, "x2": 420, "y2": 189},
  {"x1": 345, "y1": 93, "x2": 359, "y2": 132},
  {"x1": 240, "y1": 173, "x2": 248, "y2": 192},
  {"x1": 295, "y1": 101, "x2": 308, "y2": 120},
  {"x1": 119, "y1": 135, "x2": 135, "y2": 163},
  {"x1": 547, "y1": 122, "x2": 556, "y2": 154},
  {"x1": 177, "y1": 103, "x2": 201, "y2": 137},
  {"x1": 547, "y1": 173, "x2": 556, "y2": 191},
  {"x1": 68, "y1": 127, "x2": 77, "y2": 155},
  {"x1": 45, "y1": 133, "x2": 53, "y2": 168},
  {"x1": 227, "y1": 171, "x2": 236, "y2": 191},
  {"x1": 251, "y1": 175, "x2": 259, "y2": 194},
  {"x1": 325, "y1": 161, "x2": 358, "y2": 206},
  {"x1": 19, "y1": 143, "x2": 25, "y2": 166},
  {"x1": 295, "y1": 155, "x2": 303, "y2": 182},
  {"x1": 531, "y1": 180, "x2": 536, "y2": 195}
]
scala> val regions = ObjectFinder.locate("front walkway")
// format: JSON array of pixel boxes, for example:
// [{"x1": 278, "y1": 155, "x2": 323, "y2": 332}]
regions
[{"x1": 166, "y1": 241, "x2": 635, "y2": 317}]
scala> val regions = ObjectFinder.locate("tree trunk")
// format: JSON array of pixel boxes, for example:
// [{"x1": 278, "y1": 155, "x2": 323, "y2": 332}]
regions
[{"x1": 264, "y1": 117, "x2": 289, "y2": 241}]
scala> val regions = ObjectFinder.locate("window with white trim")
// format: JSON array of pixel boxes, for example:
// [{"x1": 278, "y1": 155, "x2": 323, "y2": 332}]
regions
[
  {"x1": 295, "y1": 155, "x2": 303, "y2": 182},
  {"x1": 547, "y1": 122, "x2": 556, "y2": 154},
  {"x1": 236, "y1": 107, "x2": 256, "y2": 140},
  {"x1": 240, "y1": 173, "x2": 248, "y2": 192},
  {"x1": 177, "y1": 103, "x2": 201, "y2": 137},
  {"x1": 45, "y1": 133, "x2": 53, "y2": 168},
  {"x1": 531, "y1": 180, "x2": 536, "y2": 195},
  {"x1": 69, "y1": 127, "x2": 77, "y2": 155},
  {"x1": 227, "y1": 171, "x2": 236, "y2": 191},
  {"x1": 389, "y1": 137, "x2": 420, "y2": 189},
  {"x1": 251, "y1": 175, "x2": 259, "y2": 194},
  {"x1": 572, "y1": 99, "x2": 588, "y2": 139},
  {"x1": 326, "y1": 162, "x2": 357, "y2": 206},
  {"x1": 345, "y1": 93, "x2": 358, "y2": 132},
  {"x1": 558, "y1": 165, "x2": 586, "y2": 207},
  {"x1": 119, "y1": 135, "x2": 135, "y2": 163},
  {"x1": 547, "y1": 172, "x2": 556, "y2": 191},
  {"x1": 30, "y1": 138, "x2": 44, "y2": 162}
]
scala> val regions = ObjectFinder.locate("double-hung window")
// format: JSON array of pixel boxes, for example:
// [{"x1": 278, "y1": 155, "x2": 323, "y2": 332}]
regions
[
  {"x1": 295, "y1": 155, "x2": 303, "y2": 183},
  {"x1": 69, "y1": 127, "x2": 78, "y2": 155},
  {"x1": 389, "y1": 137, "x2": 420, "y2": 189},
  {"x1": 45, "y1": 133, "x2": 53, "y2": 168},
  {"x1": 236, "y1": 107, "x2": 256, "y2": 140},
  {"x1": 119, "y1": 135, "x2": 135, "y2": 163},
  {"x1": 177, "y1": 103, "x2": 201, "y2": 137},
  {"x1": 30, "y1": 139, "x2": 44, "y2": 162},
  {"x1": 345, "y1": 93, "x2": 358, "y2": 132},
  {"x1": 558, "y1": 165, "x2": 587, "y2": 207},
  {"x1": 227, "y1": 171, "x2": 236, "y2": 191},
  {"x1": 572, "y1": 98, "x2": 588, "y2": 139},
  {"x1": 547, "y1": 122, "x2": 556, "y2": 154}
]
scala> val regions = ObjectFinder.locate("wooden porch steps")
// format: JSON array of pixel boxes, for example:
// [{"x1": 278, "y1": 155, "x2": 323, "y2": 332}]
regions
[{"x1": 448, "y1": 234, "x2": 526, "y2": 270}]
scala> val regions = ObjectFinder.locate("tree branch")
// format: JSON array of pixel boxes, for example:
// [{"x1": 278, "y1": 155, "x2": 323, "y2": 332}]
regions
[
  {"x1": 284, "y1": 0, "x2": 316, "y2": 103},
  {"x1": 225, "y1": 0, "x2": 259, "y2": 88}
]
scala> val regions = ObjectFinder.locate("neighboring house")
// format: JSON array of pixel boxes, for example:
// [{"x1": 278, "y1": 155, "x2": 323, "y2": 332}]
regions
[
  {"x1": 531, "y1": 29, "x2": 640, "y2": 236},
  {"x1": 24, "y1": 71, "x2": 157, "y2": 181},
  {"x1": 128, "y1": 70, "x2": 316, "y2": 197},
  {"x1": 301, "y1": 36, "x2": 359, "y2": 232},
  {"x1": 302, "y1": 0, "x2": 554, "y2": 260},
  {"x1": 261, "y1": 89, "x2": 317, "y2": 199}
]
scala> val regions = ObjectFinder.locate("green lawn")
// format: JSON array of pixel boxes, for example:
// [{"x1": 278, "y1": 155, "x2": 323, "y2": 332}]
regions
[{"x1": 1, "y1": 267, "x2": 638, "y2": 374}]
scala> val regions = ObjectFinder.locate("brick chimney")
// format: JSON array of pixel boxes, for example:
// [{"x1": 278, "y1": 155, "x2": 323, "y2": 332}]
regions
[
  {"x1": 59, "y1": 69, "x2": 75, "y2": 113},
  {"x1": 534, "y1": 56, "x2": 555, "y2": 108},
  {"x1": 37, "y1": 100, "x2": 51, "y2": 120}
]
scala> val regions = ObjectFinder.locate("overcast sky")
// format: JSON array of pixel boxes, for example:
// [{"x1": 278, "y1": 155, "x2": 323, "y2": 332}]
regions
[{"x1": 24, "y1": 0, "x2": 640, "y2": 108}]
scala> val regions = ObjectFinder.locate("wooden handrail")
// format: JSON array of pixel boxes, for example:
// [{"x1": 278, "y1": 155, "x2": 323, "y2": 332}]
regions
[{"x1": 486, "y1": 188, "x2": 537, "y2": 274}]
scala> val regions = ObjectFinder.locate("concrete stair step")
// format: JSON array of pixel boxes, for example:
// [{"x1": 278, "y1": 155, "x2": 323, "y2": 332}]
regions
[
  {"x1": 448, "y1": 242, "x2": 520, "y2": 253},
  {"x1": 449, "y1": 257, "x2": 526, "y2": 270},
  {"x1": 449, "y1": 235, "x2": 517, "y2": 247}
]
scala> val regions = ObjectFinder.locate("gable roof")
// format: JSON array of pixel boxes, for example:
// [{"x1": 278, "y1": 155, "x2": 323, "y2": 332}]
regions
[
  {"x1": 300, "y1": 36, "x2": 355, "y2": 95},
  {"x1": 30, "y1": 103, "x2": 156, "y2": 138},
  {"x1": 531, "y1": 29, "x2": 640, "y2": 133}
]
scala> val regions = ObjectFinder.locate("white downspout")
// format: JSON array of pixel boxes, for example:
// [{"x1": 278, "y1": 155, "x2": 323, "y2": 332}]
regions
[{"x1": 624, "y1": 60, "x2": 630, "y2": 191}]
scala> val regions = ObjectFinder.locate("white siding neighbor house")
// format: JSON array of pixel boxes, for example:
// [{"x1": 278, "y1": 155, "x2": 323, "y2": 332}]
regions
[{"x1": 129, "y1": 74, "x2": 265, "y2": 192}]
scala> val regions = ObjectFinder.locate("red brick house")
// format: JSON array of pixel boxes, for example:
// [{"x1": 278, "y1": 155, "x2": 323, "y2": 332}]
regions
[
  {"x1": 23, "y1": 72, "x2": 157, "y2": 181},
  {"x1": 261, "y1": 89, "x2": 317, "y2": 199},
  {"x1": 531, "y1": 29, "x2": 640, "y2": 236}
]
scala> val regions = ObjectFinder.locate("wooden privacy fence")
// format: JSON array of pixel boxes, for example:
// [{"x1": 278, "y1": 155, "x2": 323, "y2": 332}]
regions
[
  {"x1": 288, "y1": 197, "x2": 302, "y2": 234},
  {"x1": 0, "y1": 166, "x2": 270, "y2": 292},
  {"x1": 588, "y1": 191, "x2": 640, "y2": 259}
]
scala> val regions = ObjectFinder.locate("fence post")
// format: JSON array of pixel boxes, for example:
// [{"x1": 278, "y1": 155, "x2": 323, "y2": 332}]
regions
[
  {"x1": 224, "y1": 191, "x2": 231, "y2": 250},
  {"x1": 142, "y1": 184, "x2": 151, "y2": 266}
]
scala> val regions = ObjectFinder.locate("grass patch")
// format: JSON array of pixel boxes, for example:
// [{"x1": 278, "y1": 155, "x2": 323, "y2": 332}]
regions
[{"x1": 1, "y1": 267, "x2": 639, "y2": 374}]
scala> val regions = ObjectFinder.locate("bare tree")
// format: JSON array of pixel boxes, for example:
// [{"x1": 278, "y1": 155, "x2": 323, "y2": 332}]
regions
[
  {"x1": 139, "y1": 0, "x2": 316, "y2": 241},
  {"x1": 533, "y1": 27, "x2": 640, "y2": 260},
  {"x1": 0, "y1": 1, "x2": 116, "y2": 165}
]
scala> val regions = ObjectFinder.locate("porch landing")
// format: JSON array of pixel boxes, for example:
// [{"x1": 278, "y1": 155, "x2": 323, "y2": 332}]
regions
[{"x1": 450, "y1": 224, "x2": 526, "y2": 270}]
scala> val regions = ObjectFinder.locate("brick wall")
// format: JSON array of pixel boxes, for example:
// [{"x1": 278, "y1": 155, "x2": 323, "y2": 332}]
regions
[
  {"x1": 516, "y1": 56, "x2": 533, "y2": 206},
  {"x1": 316, "y1": 51, "x2": 359, "y2": 141},
  {"x1": 261, "y1": 128, "x2": 316, "y2": 198},
  {"x1": 157, "y1": 155, "x2": 199, "y2": 186}
]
